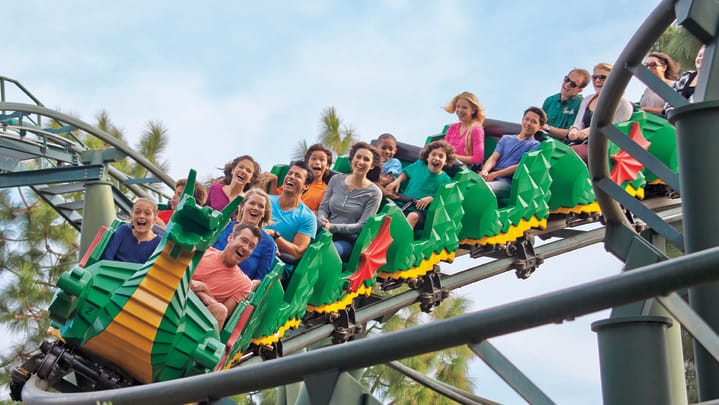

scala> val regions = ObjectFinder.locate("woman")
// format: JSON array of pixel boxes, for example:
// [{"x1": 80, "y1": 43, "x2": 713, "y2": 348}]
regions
[
  {"x1": 665, "y1": 45, "x2": 704, "y2": 115},
  {"x1": 101, "y1": 198, "x2": 162, "y2": 264},
  {"x1": 205, "y1": 155, "x2": 261, "y2": 219},
  {"x1": 212, "y1": 189, "x2": 276, "y2": 283},
  {"x1": 567, "y1": 63, "x2": 634, "y2": 162},
  {"x1": 640, "y1": 52, "x2": 679, "y2": 115},
  {"x1": 318, "y1": 142, "x2": 382, "y2": 261},
  {"x1": 443, "y1": 91, "x2": 485, "y2": 169}
]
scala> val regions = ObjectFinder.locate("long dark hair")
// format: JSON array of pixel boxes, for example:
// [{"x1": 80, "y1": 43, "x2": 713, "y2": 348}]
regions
[
  {"x1": 220, "y1": 155, "x2": 261, "y2": 191},
  {"x1": 348, "y1": 142, "x2": 381, "y2": 182},
  {"x1": 648, "y1": 51, "x2": 680, "y2": 81}
]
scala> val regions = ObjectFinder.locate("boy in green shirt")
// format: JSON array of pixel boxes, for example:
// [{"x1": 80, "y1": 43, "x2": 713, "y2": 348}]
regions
[{"x1": 386, "y1": 140, "x2": 456, "y2": 229}]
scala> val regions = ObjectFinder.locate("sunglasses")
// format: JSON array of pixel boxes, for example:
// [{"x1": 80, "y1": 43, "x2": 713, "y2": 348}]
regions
[
  {"x1": 592, "y1": 74, "x2": 608, "y2": 81},
  {"x1": 563, "y1": 76, "x2": 581, "y2": 88},
  {"x1": 644, "y1": 62, "x2": 665, "y2": 68}
]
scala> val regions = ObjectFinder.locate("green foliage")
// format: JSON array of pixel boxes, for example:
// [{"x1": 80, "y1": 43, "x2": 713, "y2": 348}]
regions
[
  {"x1": 291, "y1": 139, "x2": 309, "y2": 161},
  {"x1": 651, "y1": 24, "x2": 702, "y2": 73},
  {"x1": 0, "y1": 110, "x2": 169, "y2": 398},
  {"x1": 318, "y1": 107, "x2": 358, "y2": 157},
  {"x1": 361, "y1": 291, "x2": 475, "y2": 404},
  {"x1": 0, "y1": 188, "x2": 78, "y2": 390}
]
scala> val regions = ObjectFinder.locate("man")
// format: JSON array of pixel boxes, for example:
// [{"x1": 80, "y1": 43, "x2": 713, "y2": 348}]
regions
[
  {"x1": 542, "y1": 68, "x2": 590, "y2": 141},
  {"x1": 265, "y1": 161, "x2": 317, "y2": 260},
  {"x1": 191, "y1": 223, "x2": 262, "y2": 327},
  {"x1": 480, "y1": 107, "x2": 546, "y2": 199}
]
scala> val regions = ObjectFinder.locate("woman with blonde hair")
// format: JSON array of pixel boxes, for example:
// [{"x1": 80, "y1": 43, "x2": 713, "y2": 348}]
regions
[
  {"x1": 567, "y1": 63, "x2": 634, "y2": 162},
  {"x1": 443, "y1": 91, "x2": 486, "y2": 169},
  {"x1": 212, "y1": 188, "x2": 276, "y2": 282}
]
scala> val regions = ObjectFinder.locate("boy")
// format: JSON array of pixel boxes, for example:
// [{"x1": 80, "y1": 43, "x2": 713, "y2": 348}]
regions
[
  {"x1": 377, "y1": 133, "x2": 402, "y2": 187},
  {"x1": 386, "y1": 140, "x2": 456, "y2": 229},
  {"x1": 480, "y1": 107, "x2": 546, "y2": 199}
]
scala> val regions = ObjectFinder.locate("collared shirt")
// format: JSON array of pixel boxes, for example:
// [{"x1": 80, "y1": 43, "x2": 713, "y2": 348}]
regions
[{"x1": 542, "y1": 93, "x2": 583, "y2": 130}]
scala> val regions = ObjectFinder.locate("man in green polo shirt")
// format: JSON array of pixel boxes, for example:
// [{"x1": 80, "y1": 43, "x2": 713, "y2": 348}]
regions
[{"x1": 542, "y1": 68, "x2": 590, "y2": 142}]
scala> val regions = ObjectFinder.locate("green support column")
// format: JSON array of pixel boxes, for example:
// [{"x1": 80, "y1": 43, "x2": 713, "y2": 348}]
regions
[
  {"x1": 644, "y1": 231, "x2": 688, "y2": 405},
  {"x1": 670, "y1": 100, "x2": 719, "y2": 401},
  {"x1": 79, "y1": 180, "x2": 116, "y2": 257},
  {"x1": 592, "y1": 316, "x2": 674, "y2": 405}
]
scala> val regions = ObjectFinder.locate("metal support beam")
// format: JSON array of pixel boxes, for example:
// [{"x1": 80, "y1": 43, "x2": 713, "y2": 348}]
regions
[
  {"x1": 469, "y1": 341, "x2": 554, "y2": 405},
  {"x1": 387, "y1": 361, "x2": 497, "y2": 405},
  {"x1": 0, "y1": 165, "x2": 103, "y2": 188},
  {"x1": 657, "y1": 293, "x2": 719, "y2": 363},
  {"x1": 592, "y1": 316, "x2": 674, "y2": 405},
  {"x1": 670, "y1": 99, "x2": 719, "y2": 401},
  {"x1": 21, "y1": 240, "x2": 719, "y2": 405},
  {"x1": 79, "y1": 180, "x2": 116, "y2": 257}
]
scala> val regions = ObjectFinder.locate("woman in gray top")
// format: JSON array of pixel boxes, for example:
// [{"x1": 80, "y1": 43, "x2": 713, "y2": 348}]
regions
[{"x1": 319, "y1": 142, "x2": 383, "y2": 261}]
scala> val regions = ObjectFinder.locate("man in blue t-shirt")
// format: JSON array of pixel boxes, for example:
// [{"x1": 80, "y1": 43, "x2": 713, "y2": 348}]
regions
[
  {"x1": 264, "y1": 161, "x2": 317, "y2": 260},
  {"x1": 480, "y1": 107, "x2": 546, "y2": 199}
]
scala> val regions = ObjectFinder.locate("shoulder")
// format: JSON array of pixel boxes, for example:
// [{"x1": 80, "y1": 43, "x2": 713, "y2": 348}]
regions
[
  {"x1": 208, "y1": 182, "x2": 223, "y2": 192},
  {"x1": 445, "y1": 123, "x2": 460, "y2": 135},
  {"x1": 544, "y1": 93, "x2": 560, "y2": 103},
  {"x1": 470, "y1": 124, "x2": 484, "y2": 134},
  {"x1": 367, "y1": 183, "x2": 382, "y2": 197}
]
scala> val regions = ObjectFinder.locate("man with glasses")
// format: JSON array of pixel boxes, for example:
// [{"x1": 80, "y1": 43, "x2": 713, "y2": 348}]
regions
[{"x1": 541, "y1": 68, "x2": 590, "y2": 141}]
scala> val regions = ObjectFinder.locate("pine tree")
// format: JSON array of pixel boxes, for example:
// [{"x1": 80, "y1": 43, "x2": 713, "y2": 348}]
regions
[{"x1": 0, "y1": 111, "x2": 169, "y2": 398}]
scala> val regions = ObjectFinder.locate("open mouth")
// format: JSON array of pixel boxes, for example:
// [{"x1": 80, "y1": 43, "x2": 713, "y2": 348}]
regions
[
  {"x1": 235, "y1": 248, "x2": 245, "y2": 260},
  {"x1": 134, "y1": 218, "x2": 149, "y2": 229},
  {"x1": 430, "y1": 161, "x2": 442, "y2": 170}
]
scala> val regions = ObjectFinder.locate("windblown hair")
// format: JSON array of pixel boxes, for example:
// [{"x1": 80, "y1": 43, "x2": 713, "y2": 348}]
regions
[
  {"x1": 240, "y1": 189, "x2": 273, "y2": 228},
  {"x1": 220, "y1": 155, "x2": 261, "y2": 191}
]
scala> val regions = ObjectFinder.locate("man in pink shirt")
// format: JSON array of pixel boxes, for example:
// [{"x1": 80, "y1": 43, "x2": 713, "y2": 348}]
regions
[{"x1": 191, "y1": 223, "x2": 262, "y2": 327}]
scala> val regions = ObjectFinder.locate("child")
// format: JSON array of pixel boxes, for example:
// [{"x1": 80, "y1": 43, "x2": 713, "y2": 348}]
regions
[
  {"x1": 386, "y1": 140, "x2": 456, "y2": 229},
  {"x1": 377, "y1": 133, "x2": 402, "y2": 187},
  {"x1": 101, "y1": 198, "x2": 162, "y2": 263}
]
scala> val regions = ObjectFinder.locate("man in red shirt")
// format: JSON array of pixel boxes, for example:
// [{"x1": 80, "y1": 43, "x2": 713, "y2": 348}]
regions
[{"x1": 191, "y1": 223, "x2": 262, "y2": 327}]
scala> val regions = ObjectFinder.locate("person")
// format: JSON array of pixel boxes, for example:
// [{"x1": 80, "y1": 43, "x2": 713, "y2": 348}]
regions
[
  {"x1": 480, "y1": 107, "x2": 545, "y2": 199},
  {"x1": 567, "y1": 63, "x2": 634, "y2": 162},
  {"x1": 157, "y1": 179, "x2": 208, "y2": 225},
  {"x1": 665, "y1": 45, "x2": 705, "y2": 115},
  {"x1": 101, "y1": 198, "x2": 162, "y2": 264},
  {"x1": 265, "y1": 144, "x2": 334, "y2": 215},
  {"x1": 443, "y1": 91, "x2": 485, "y2": 169},
  {"x1": 205, "y1": 155, "x2": 261, "y2": 219},
  {"x1": 191, "y1": 223, "x2": 262, "y2": 327},
  {"x1": 377, "y1": 133, "x2": 402, "y2": 187},
  {"x1": 264, "y1": 161, "x2": 317, "y2": 260},
  {"x1": 640, "y1": 52, "x2": 679, "y2": 116},
  {"x1": 386, "y1": 140, "x2": 455, "y2": 230},
  {"x1": 542, "y1": 68, "x2": 590, "y2": 140},
  {"x1": 213, "y1": 189, "x2": 277, "y2": 282},
  {"x1": 318, "y1": 142, "x2": 383, "y2": 261}
]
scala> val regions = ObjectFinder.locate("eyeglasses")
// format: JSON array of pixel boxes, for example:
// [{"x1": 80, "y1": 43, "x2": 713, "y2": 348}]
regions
[
  {"x1": 592, "y1": 74, "x2": 608, "y2": 81},
  {"x1": 644, "y1": 62, "x2": 665, "y2": 68},
  {"x1": 564, "y1": 76, "x2": 581, "y2": 88}
]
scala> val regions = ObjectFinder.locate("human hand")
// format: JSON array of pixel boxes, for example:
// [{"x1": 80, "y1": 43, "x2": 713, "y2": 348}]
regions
[
  {"x1": 415, "y1": 196, "x2": 433, "y2": 210},
  {"x1": 321, "y1": 218, "x2": 331, "y2": 230},
  {"x1": 577, "y1": 128, "x2": 590, "y2": 141}
]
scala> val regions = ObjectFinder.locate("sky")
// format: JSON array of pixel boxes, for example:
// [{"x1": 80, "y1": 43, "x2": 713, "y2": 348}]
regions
[{"x1": 0, "y1": 1, "x2": 669, "y2": 403}]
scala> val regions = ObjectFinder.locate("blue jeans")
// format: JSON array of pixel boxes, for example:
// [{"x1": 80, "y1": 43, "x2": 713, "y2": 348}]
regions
[
  {"x1": 334, "y1": 240, "x2": 353, "y2": 262},
  {"x1": 488, "y1": 179, "x2": 511, "y2": 200}
]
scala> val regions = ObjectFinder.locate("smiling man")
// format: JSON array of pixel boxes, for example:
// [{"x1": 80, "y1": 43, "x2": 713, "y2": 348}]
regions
[
  {"x1": 265, "y1": 160, "x2": 317, "y2": 260},
  {"x1": 541, "y1": 68, "x2": 590, "y2": 141},
  {"x1": 480, "y1": 107, "x2": 546, "y2": 199},
  {"x1": 191, "y1": 223, "x2": 262, "y2": 327}
]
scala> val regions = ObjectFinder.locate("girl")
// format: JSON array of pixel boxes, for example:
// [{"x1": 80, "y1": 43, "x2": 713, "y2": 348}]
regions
[{"x1": 443, "y1": 92, "x2": 485, "y2": 169}]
